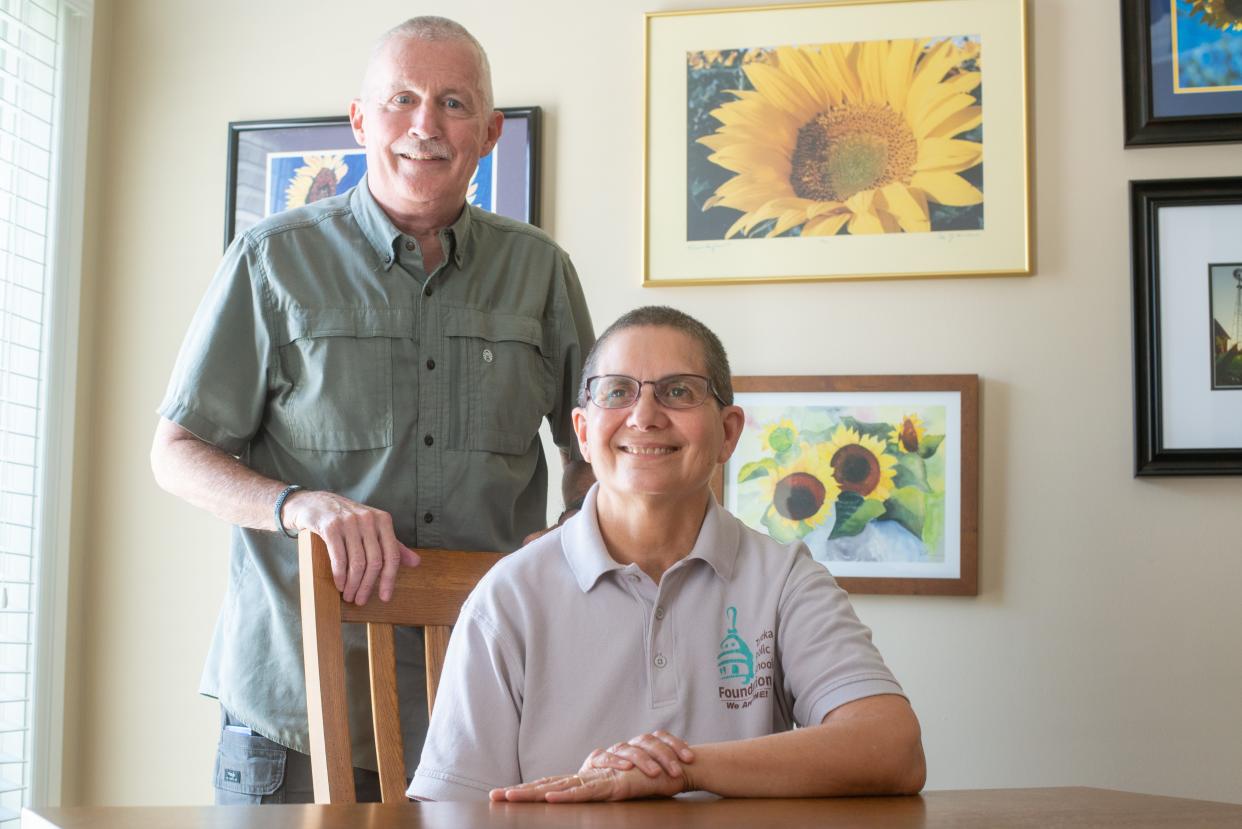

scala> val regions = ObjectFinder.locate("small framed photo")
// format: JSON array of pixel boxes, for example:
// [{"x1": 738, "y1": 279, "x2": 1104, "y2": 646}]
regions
[
  {"x1": 643, "y1": 0, "x2": 1030, "y2": 285},
  {"x1": 1121, "y1": 0, "x2": 1242, "y2": 146},
  {"x1": 223, "y1": 108, "x2": 541, "y2": 248},
  {"x1": 713, "y1": 375, "x2": 979, "y2": 595},
  {"x1": 1131, "y1": 177, "x2": 1242, "y2": 475}
]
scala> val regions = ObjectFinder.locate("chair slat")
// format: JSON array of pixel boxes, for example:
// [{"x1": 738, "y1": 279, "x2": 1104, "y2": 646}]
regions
[{"x1": 299, "y1": 533, "x2": 502, "y2": 803}]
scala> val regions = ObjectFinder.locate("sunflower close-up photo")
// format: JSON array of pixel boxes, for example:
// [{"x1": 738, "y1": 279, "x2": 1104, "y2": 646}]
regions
[{"x1": 687, "y1": 36, "x2": 983, "y2": 240}]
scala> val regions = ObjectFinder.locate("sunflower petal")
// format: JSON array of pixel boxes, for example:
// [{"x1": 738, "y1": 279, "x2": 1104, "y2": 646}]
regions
[
  {"x1": 743, "y1": 62, "x2": 820, "y2": 117},
  {"x1": 913, "y1": 93, "x2": 980, "y2": 139},
  {"x1": 915, "y1": 138, "x2": 983, "y2": 174},
  {"x1": 802, "y1": 212, "x2": 850, "y2": 236},
  {"x1": 883, "y1": 38, "x2": 919, "y2": 112},
  {"x1": 879, "y1": 183, "x2": 930, "y2": 233},
  {"x1": 910, "y1": 171, "x2": 983, "y2": 206},
  {"x1": 925, "y1": 105, "x2": 982, "y2": 140}
]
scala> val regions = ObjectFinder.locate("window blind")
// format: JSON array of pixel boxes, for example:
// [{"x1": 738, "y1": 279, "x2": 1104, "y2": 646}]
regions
[{"x1": 0, "y1": 0, "x2": 60, "y2": 822}]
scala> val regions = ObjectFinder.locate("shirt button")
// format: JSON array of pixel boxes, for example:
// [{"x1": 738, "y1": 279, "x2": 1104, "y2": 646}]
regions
[
  {"x1": 655, "y1": 607, "x2": 665, "y2": 620},
  {"x1": 627, "y1": 574, "x2": 640, "y2": 583},
  {"x1": 425, "y1": 359, "x2": 435, "y2": 370},
  {"x1": 482, "y1": 348, "x2": 494, "y2": 363},
  {"x1": 654, "y1": 654, "x2": 667, "y2": 669},
  {"x1": 424, "y1": 434, "x2": 434, "y2": 446},
  {"x1": 405, "y1": 241, "x2": 416, "y2": 251},
  {"x1": 425, "y1": 287, "x2": 434, "y2": 297},
  {"x1": 423, "y1": 512, "x2": 433, "y2": 524}
]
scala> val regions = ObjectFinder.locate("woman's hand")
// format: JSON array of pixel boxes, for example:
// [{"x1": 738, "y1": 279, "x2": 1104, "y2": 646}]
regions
[
  {"x1": 488, "y1": 731, "x2": 697, "y2": 803},
  {"x1": 582, "y1": 730, "x2": 695, "y2": 779}
]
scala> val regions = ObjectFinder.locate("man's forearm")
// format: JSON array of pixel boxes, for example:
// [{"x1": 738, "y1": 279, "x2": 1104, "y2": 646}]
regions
[
  {"x1": 683, "y1": 695, "x2": 925, "y2": 798},
  {"x1": 150, "y1": 418, "x2": 286, "y2": 531}
]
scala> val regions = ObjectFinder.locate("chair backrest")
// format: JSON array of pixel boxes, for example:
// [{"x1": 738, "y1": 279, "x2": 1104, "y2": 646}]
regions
[{"x1": 298, "y1": 530, "x2": 503, "y2": 803}]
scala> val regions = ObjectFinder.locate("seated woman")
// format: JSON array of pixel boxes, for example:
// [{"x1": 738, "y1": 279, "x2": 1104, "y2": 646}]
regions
[{"x1": 408, "y1": 306, "x2": 925, "y2": 802}]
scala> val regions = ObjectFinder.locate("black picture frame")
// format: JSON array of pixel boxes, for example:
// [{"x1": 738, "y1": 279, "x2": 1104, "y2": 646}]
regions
[
  {"x1": 223, "y1": 107, "x2": 542, "y2": 249},
  {"x1": 1131, "y1": 177, "x2": 1242, "y2": 475},
  {"x1": 1121, "y1": 0, "x2": 1242, "y2": 147}
]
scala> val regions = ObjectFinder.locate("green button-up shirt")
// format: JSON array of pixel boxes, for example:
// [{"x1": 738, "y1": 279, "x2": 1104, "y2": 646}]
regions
[{"x1": 158, "y1": 177, "x2": 593, "y2": 770}]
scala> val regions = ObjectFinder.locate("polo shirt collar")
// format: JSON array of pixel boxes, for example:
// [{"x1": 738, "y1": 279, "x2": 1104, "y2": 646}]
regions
[
  {"x1": 560, "y1": 485, "x2": 741, "y2": 592},
  {"x1": 350, "y1": 175, "x2": 472, "y2": 271}
]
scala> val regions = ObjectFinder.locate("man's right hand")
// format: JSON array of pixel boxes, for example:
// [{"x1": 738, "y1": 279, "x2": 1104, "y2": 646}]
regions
[{"x1": 281, "y1": 490, "x2": 420, "y2": 605}]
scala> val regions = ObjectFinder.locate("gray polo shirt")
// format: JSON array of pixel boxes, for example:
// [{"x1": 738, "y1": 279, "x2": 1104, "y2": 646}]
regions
[
  {"x1": 410, "y1": 485, "x2": 904, "y2": 800},
  {"x1": 158, "y1": 177, "x2": 593, "y2": 771}
]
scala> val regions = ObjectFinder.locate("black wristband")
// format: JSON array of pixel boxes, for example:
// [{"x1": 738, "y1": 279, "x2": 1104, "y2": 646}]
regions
[{"x1": 275, "y1": 484, "x2": 302, "y2": 538}]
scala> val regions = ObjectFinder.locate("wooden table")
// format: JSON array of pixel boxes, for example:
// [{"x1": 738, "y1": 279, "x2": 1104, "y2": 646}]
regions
[{"x1": 22, "y1": 787, "x2": 1242, "y2": 828}]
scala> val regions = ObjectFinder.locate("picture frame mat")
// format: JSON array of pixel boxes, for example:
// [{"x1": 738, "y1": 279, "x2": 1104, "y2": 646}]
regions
[
  {"x1": 645, "y1": 0, "x2": 1029, "y2": 284},
  {"x1": 1156, "y1": 202, "x2": 1242, "y2": 449}
]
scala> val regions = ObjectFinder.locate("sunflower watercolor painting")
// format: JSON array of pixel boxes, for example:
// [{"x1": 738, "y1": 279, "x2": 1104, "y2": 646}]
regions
[
  {"x1": 1173, "y1": 0, "x2": 1242, "y2": 93},
  {"x1": 687, "y1": 36, "x2": 984, "y2": 241},
  {"x1": 728, "y1": 400, "x2": 950, "y2": 573}
]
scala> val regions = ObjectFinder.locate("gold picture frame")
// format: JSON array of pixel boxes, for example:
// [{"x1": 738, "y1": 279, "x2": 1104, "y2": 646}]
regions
[{"x1": 643, "y1": 0, "x2": 1031, "y2": 286}]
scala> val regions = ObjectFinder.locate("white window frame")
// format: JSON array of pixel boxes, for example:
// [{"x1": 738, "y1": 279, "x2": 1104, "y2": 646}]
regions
[{"x1": 28, "y1": 0, "x2": 92, "y2": 808}]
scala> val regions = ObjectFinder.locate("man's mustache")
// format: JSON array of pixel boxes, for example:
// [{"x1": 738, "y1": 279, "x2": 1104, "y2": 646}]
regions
[{"x1": 393, "y1": 140, "x2": 451, "y2": 160}]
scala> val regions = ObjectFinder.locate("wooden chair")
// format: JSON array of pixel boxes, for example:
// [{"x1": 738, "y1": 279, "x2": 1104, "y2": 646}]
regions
[{"x1": 298, "y1": 530, "x2": 503, "y2": 803}]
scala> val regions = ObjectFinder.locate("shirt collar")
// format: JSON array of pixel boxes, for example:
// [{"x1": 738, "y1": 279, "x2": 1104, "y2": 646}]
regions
[
  {"x1": 350, "y1": 176, "x2": 472, "y2": 272},
  {"x1": 560, "y1": 484, "x2": 740, "y2": 592}
]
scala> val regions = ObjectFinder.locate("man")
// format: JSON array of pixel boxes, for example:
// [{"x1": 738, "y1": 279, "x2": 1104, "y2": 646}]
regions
[
  {"x1": 151, "y1": 17, "x2": 593, "y2": 804},
  {"x1": 410, "y1": 306, "x2": 925, "y2": 802}
]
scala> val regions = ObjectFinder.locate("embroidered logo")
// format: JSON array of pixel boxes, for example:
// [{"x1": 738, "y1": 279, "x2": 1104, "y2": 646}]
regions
[{"x1": 716, "y1": 606, "x2": 754, "y2": 685}]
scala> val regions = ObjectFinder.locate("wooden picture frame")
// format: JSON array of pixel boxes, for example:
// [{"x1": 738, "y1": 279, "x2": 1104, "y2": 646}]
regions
[
  {"x1": 223, "y1": 108, "x2": 542, "y2": 248},
  {"x1": 1130, "y1": 177, "x2": 1242, "y2": 475},
  {"x1": 1121, "y1": 0, "x2": 1242, "y2": 147},
  {"x1": 643, "y1": 0, "x2": 1030, "y2": 285},
  {"x1": 713, "y1": 374, "x2": 979, "y2": 595}
]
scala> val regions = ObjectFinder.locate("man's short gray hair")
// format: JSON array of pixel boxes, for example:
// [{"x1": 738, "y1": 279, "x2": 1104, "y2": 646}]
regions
[
  {"x1": 367, "y1": 16, "x2": 494, "y2": 112},
  {"x1": 578, "y1": 306, "x2": 734, "y2": 408}
]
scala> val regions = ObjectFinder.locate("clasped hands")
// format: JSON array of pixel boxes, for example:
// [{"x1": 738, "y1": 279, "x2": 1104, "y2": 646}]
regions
[{"x1": 490, "y1": 730, "x2": 696, "y2": 803}]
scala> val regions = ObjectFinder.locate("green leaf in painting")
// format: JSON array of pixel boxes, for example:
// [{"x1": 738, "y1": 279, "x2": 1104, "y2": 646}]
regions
[
  {"x1": 839, "y1": 416, "x2": 891, "y2": 443},
  {"x1": 893, "y1": 452, "x2": 930, "y2": 492},
  {"x1": 919, "y1": 434, "x2": 945, "y2": 459},
  {"x1": 921, "y1": 495, "x2": 945, "y2": 560},
  {"x1": 767, "y1": 426, "x2": 795, "y2": 453},
  {"x1": 829, "y1": 491, "x2": 884, "y2": 539},
  {"x1": 737, "y1": 458, "x2": 778, "y2": 483},
  {"x1": 883, "y1": 486, "x2": 926, "y2": 538}
]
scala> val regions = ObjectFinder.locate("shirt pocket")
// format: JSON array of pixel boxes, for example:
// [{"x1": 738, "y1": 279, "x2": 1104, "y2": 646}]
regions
[
  {"x1": 444, "y1": 308, "x2": 552, "y2": 455},
  {"x1": 271, "y1": 309, "x2": 411, "y2": 452}
]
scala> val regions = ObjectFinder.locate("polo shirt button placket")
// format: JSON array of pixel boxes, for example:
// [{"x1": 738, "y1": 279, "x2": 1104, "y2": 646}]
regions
[{"x1": 654, "y1": 653, "x2": 667, "y2": 669}]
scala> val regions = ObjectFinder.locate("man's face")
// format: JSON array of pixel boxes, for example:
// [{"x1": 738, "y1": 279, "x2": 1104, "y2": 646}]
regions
[
  {"x1": 349, "y1": 36, "x2": 502, "y2": 224},
  {"x1": 572, "y1": 326, "x2": 744, "y2": 502}
]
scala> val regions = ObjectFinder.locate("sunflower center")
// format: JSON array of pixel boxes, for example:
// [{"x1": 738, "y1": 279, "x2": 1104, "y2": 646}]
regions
[
  {"x1": 307, "y1": 168, "x2": 340, "y2": 204},
  {"x1": 789, "y1": 105, "x2": 919, "y2": 202},
  {"x1": 790, "y1": 105, "x2": 917, "y2": 202},
  {"x1": 832, "y1": 445, "x2": 881, "y2": 495},
  {"x1": 773, "y1": 472, "x2": 826, "y2": 521},
  {"x1": 899, "y1": 419, "x2": 920, "y2": 452}
]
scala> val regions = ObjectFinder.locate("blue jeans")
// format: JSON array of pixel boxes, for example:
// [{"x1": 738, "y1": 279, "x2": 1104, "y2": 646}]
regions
[{"x1": 213, "y1": 708, "x2": 382, "y2": 804}]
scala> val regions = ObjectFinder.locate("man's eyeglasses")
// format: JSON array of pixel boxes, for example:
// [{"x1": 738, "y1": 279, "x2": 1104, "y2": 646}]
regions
[{"x1": 585, "y1": 374, "x2": 725, "y2": 410}]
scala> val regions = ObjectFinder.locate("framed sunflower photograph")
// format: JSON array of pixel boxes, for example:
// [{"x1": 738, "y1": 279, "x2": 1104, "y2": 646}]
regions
[
  {"x1": 643, "y1": 0, "x2": 1030, "y2": 285},
  {"x1": 712, "y1": 374, "x2": 979, "y2": 595},
  {"x1": 1131, "y1": 177, "x2": 1242, "y2": 475},
  {"x1": 224, "y1": 108, "x2": 541, "y2": 248},
  {"x1": 1121, "y1": 0, "x2": 1242, "y2": 146}
]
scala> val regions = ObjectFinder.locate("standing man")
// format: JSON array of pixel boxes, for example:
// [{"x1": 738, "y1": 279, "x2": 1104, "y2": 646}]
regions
[{"x1": 151, "y1": 17, "x2": 593, "y2": 804}]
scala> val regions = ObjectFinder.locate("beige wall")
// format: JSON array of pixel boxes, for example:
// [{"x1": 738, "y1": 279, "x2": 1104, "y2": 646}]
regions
[{"x1": 68, "y1": 0, "x2": 1242, "y2": 806}]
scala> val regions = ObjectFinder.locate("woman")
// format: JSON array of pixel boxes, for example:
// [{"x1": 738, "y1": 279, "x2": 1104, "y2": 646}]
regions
[{"x1": 409, "y1": 306, "x2": 925, "y2": 802}]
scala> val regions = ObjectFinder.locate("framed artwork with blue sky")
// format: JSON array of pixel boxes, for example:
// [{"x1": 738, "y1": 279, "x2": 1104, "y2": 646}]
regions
[{"x1": 224, "y1": 108, "x2": 540, "y2": 248}]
